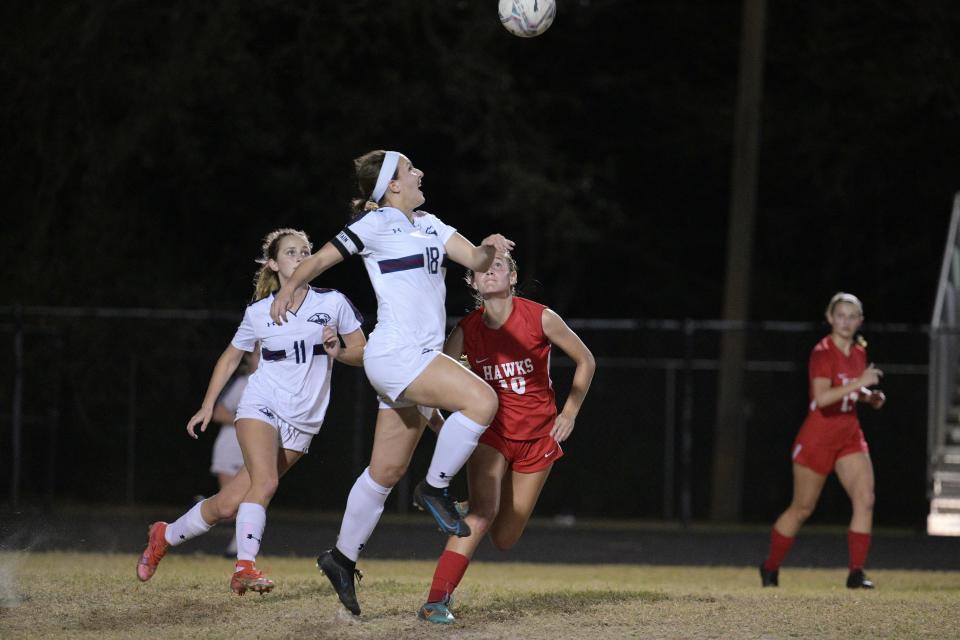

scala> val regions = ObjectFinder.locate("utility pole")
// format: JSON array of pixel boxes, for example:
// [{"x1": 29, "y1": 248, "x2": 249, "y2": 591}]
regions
[{"x1": 711, "y1": 0, "x2": 767, "y2": 521}]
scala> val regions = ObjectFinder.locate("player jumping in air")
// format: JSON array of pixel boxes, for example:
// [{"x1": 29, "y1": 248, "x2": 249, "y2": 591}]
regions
[{"x1": 270, "y1": 150, "x2": 513, "y2": 616}]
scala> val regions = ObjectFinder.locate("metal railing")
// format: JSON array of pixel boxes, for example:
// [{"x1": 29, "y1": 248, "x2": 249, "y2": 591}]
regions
[{"x1": 928, "y1": 191, "x2": 960, "y2": 535}]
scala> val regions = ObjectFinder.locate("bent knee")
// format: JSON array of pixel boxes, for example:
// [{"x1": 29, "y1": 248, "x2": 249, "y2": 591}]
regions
[
  {"x1": 853, "y1": 491, "x2": 875, "y2": 512},
  {"x1": 472, "y1": 386, "x2": 499, "y2": 425},
  {"x1": 790, "y1": 502, "x2": 816, "y2": 523},
  {"x1": 369, "y1": 464, "x2": 406, "y2": 489},
  {"x1": 489, "y1": 530, "x2": 520, "y2": 552}
]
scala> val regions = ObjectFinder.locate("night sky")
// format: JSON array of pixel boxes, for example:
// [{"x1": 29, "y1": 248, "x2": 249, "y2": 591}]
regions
[{"x1": 5, "y1": 0, "x2": 960, "y2": 322}]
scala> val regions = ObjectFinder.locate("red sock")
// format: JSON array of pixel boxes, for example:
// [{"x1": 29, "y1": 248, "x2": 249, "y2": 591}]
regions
[
  {"x1": 847, "y1": 530, "x2": 871, "y2": 571},
  {"x1": 427, "y1": 550, "x2": 470, "y2": 603},
  {"x1": 763, "y1": 528, "x2": 795, "y2": 571}
]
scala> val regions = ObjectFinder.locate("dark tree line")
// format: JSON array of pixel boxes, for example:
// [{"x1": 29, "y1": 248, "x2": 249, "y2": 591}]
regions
[{"x1": 3, "y1": 0, "x2": 959, "y2": 321}]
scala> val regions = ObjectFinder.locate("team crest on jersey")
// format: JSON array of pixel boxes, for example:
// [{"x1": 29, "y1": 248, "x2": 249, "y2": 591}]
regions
[{"x1": 308, "y1": 312, "x2": 332, "y2": 325}]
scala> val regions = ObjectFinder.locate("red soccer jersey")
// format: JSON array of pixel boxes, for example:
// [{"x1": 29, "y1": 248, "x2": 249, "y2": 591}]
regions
[
  {"x1": 802, "y1": 335, "x2": 867, "y2": 429},
  {"x1": 459, "y1": 297, "x2": 557, "y2": 440}
]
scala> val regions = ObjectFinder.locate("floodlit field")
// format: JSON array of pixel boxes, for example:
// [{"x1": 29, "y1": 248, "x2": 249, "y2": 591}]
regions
[{"x1": 1, "y1": 552, "x2": 959, "y2": 639}]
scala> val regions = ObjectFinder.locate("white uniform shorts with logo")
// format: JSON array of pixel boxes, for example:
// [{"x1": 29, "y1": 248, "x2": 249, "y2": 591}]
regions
[
  {"x1": 235, "y1": 403, "x2": 316, "y2": 453},
  {"x1": 363, "y1": 329, "x2": 442, "y2": 408},
  {"x1": 210, "y1": 425, "x2": 244, "y2": 476}
]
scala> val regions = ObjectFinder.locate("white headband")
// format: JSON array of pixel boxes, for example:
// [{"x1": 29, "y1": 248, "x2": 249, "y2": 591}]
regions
[{"x1": 370, "y1": 150, "x2": 401, "y2": 202}]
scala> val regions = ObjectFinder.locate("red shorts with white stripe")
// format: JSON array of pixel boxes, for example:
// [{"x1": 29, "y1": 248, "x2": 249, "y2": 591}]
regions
[
  {"x1": 478, "y1": 428, "x2": 563, "y2": 474},
  {"x1": 791, "y1": 424, "x2": 869, "y2": 476}
]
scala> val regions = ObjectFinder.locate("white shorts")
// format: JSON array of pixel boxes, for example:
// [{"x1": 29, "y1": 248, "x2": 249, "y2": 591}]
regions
[
  {"x1": 210, "y1": 425, "x2": 244, "y2": 476},
  {"x1": 363, "y1": 330, "x2": 442, "y2": 404},
  {"x1": 235, "y1": 404, "x2": 315, "y2": 454}
]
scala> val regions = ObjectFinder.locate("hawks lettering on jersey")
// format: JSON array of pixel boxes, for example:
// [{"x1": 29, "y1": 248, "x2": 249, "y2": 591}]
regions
[{"x1": 460, "y1": 297, "x2": 556, "y2": 440}]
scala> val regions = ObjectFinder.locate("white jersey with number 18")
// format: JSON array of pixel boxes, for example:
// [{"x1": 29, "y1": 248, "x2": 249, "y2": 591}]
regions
[{"x1": 331, "y1": 207, "x2": 456, "y2": 352}]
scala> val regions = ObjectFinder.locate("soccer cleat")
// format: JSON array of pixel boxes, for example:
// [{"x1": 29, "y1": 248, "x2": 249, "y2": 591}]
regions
[
  {"x1": 230, "y1": 560, "x2": 275, "y2": 596},
  {"x1": 318, "y1": 549, "x2": 363, "y2": 615},
  {"x1": 412, "y1": 480, "x2": 471, "y2": 538},
  {"x1": 418, "y1": 594, "x2": 456, "y2": 624},
  {"x1": 846, "y1": 569, "x2": 875, "y2": 589},
  {"x1": 136, "y1": 521, "x2": 170, "y2": 582},
  {"x1": 759, "y1": 563, "x2": 779, "y2": 587}
]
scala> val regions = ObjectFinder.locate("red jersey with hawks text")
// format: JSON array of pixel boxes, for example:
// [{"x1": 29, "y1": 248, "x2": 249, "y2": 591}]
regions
[
  {"x1": 801, "y1": 335, "x2": 867, "y2": 432},
  {"x1": 459, "y1": 297, "x2": 556, "y2": 440}
]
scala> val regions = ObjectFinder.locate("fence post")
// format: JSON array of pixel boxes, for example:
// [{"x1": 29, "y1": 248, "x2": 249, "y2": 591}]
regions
[
  {"x1": 126, "y1": 353, "x2": 137, "y2": 504},
  {"x1": 663, "y1": 364, "x2": 677, "y2": 520},
  {"x1": 680, "y1": 319, "x2": 696, "y2": 526},
  {"x1": 45, "y1": 331, "x2": 62, "y2": 505},
  {"x1": 11, "y1": 305, "x2": 24, "y2": 508}
]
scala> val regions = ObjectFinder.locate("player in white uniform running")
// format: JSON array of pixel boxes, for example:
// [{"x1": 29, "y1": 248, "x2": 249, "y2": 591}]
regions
[
  {"x1": 136, "y1": 228, "x2": 366, "y2": 595},
  {"x1": 271, "y1": 149, "x2": 513, "y2": 615}
]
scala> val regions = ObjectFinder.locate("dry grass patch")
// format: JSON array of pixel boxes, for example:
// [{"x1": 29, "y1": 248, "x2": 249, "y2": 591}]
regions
[{"x1": 1, "y1": 552, "x2": 958, "y2": 639}]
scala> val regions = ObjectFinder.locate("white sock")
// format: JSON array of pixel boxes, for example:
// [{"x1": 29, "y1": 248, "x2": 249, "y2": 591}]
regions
[
  {"x1": 164, "y1": 501, "x2": 213, "y2": 546},
  {"x1": 335, "y1": 467, "x2": 391, "y2": 562},
  {"x1": 426, "y1": 411, "x2": 487, "y2": 488},
  {"x1": 235, "y1": 502, "x2": 267, "y2": 562}
]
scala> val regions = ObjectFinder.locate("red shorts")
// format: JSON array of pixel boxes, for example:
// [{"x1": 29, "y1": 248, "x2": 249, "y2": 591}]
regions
[
  {"x1": 792, "y1": 424, "x2": 869, "y2": 476},
  {"x1": 478, "y1": 428, "x2": 564, "y2": 474}
]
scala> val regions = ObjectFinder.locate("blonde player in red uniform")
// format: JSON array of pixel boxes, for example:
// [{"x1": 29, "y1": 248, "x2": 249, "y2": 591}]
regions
[
  {"x1": 417, "y1": 253, "x2": 596, "y2": 624},
  {"x1": 760, "y1": 292, "x2": 886, "y2": 589}
]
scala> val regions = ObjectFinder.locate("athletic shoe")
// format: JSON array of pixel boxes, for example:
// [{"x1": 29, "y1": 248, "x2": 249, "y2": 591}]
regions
[
  {"x1": 454, "y1": 501, "x2": 469, "y2": 518},
  {"x1": 846, "y1": 569, "x2": 875, "y2": 589},
  {"x1": 412, "y1": 480, "x2": 471, "y2": 537},
  {"x1": 418, "y1": 594, "x2": 455, "y2": 624},
  {"x1": 318, "y1": 549, "x2": 363, "y2": 615},
  {"x1": 230, "y1": 560, "x2": 274, "y2": 596},
  {"x1": 759, "y1": 563, "x2": 778, "y2": 587},
  {"x1": 136, "y1": 521, "x2": 169, "y2": 582}
]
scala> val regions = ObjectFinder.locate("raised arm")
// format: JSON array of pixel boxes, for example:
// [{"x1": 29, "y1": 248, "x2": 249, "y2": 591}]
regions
[
  {"x1": 270, "y1": 242, "x2": 345, "y2": 324},
  {"x1": 444, "y1": 232, "x2": 514, "y2": 273},
  {"x1": 542, "y1": 308, "x2": 596, "y2": 443},
  {"x1": 186, "y1": 344, "x2": 246, "y2": 439}
]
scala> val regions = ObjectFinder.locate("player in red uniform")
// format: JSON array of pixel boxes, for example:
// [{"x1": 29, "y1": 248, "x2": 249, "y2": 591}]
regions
[
  {"x1": 417, "y1": 253, "x2": 596, "y2": 624},
  {"x1": 760, "y1": 292, "x2": 886, "y2": 589}
]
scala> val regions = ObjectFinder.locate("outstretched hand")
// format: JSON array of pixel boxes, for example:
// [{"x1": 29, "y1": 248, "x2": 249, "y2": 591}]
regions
[
  {"x1": 481, "y1": 234, "x2": 515, "y2": 255},
  {"x1": 186, "y1": 407, "x2": 213, "y2": 439},
  {"x1": 270, "y1": 287, "x2": 294, "y2": 325}
]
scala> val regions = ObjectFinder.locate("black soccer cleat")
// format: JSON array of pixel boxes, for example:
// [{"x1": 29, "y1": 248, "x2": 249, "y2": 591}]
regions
[
  {"x1": 412, "y1": 480, "x2": 471, "y2": 538},
  {"x1": 846, "y1": 569, "x2": 874, "y2": 589},
  {"x1": 318, "y1": 549, "x2": 363, "y2": 615},
  {"x1": 759, "y1": 563, "x2": 779, "y2": 587}
]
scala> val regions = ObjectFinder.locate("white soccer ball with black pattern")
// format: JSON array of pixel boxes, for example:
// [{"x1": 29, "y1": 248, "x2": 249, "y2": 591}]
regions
[{"x1": 498, "y1": 0, "x2": 556, "y2": 38}]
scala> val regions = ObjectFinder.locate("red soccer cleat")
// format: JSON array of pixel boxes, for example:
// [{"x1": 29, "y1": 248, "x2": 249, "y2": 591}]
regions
[
  {"x1": 136, "y1": 521, "x2": 169, "y2": 582},
  {"x1": 231, "y1": 560, "x2": 275, "y2": 596}
]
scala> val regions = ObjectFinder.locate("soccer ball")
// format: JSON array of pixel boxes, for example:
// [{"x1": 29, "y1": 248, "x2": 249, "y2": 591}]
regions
[{"x1": 498, "y1": 0, "x2": 556, "y2": 38}]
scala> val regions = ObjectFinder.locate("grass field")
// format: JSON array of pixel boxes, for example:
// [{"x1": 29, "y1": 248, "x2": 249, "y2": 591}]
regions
[{"x1": 2, "y1": 552, "x2": 959, "y2": 639}]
